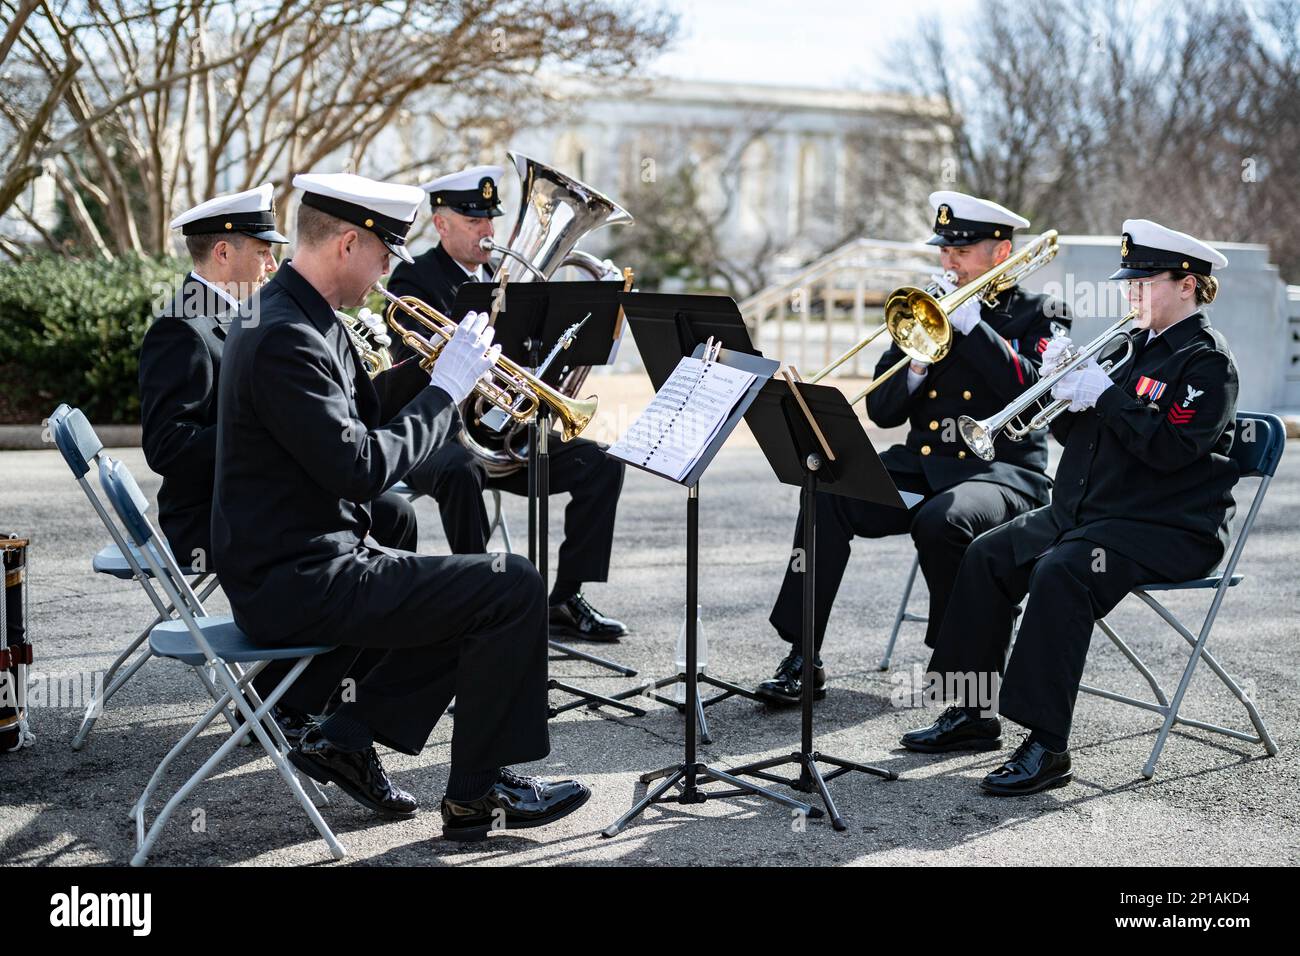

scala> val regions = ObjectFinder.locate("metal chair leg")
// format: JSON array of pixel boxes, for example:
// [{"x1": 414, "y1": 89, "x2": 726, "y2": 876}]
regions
[{"x1": 880, "y1": 554, "x2": 925, "y2": 671}]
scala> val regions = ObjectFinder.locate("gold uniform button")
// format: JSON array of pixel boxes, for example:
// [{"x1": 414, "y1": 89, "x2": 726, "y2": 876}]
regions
[
  {"x1": 920, "y1": 445, "x2": 931, "y2": 456},
  {"x1": 958, "y1": 451, "x2": 967, "y2": 459},
  {"x1": 963, "y1": 390, "x2": 972, "y2": 400},
  {"x1": 929, "y1": 420, "x2": 939, "y2": 431},
  {"x1": 928, "y1": 389, "x2": 938, "y2": 399}
]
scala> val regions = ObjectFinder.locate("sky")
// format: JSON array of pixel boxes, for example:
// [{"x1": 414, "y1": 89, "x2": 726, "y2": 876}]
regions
[{"x1": 651, "y1": 0, "x2": 983, "y2": 90}]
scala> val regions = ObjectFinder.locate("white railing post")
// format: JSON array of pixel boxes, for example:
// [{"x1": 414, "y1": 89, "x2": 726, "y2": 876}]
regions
[{"x1": 852, "y1": 277, "x2": 866, "y2": 377}]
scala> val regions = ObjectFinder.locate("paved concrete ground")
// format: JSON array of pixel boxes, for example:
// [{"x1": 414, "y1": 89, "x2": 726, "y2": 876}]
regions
[{"x1": 1, "y1": 384, "x2": 1297, "y2": 866}]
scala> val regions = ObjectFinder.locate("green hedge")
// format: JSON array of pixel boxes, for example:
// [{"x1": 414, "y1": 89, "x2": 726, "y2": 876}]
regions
[{"x1": 0, "y1": 254, "x2": 185, "y2": 424}]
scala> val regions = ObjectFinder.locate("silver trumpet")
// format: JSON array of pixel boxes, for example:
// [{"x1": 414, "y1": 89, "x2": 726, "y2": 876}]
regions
[{"x1": 957, "y1": 308, "x2": 1138, "y2": 461}]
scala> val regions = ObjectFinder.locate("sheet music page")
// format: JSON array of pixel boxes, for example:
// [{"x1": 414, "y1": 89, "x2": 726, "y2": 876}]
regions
[{"x1": 609, "y1": 356, "x2": 757, "y2": 482}]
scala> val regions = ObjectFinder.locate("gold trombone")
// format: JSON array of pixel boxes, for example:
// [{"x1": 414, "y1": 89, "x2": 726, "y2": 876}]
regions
[
  {"x1": 371, "y1": 283, "x2": 597, "y2": 442},
  {"x1": 799, "y1": 230, "x2": 1059, "y2": 403}
]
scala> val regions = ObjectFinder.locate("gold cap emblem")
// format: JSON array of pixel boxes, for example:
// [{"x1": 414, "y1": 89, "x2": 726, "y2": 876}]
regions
[
  {"x1": 482, "y1": 179, "x2": 494, "y2": 200},
  {"x1": 1120, "y1": 234, "x2": 1130, "y2": 258},
  {"x1": 365, "y1": 218, "x2": 374, "y2": 228},
  {"x1": 937, "y1": 204, "x2": 951, "y2": 226}
]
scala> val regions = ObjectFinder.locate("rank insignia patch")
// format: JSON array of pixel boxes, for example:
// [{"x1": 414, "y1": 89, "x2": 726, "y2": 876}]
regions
[
  {"x1": 1036, "y1": 337, "x2": 1049, "y2": 353},
  {"x1": 1167, "y1": 405, "x2": 1197, "y2": 425},
  {"x1": 1135, "y1": 376, "x2": 1166, "y2": 400}
]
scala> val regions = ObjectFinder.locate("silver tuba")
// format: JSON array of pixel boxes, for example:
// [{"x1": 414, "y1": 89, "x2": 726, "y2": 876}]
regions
[{"x1": 464, "y1": 151, "x2": 634, "y2": 477}]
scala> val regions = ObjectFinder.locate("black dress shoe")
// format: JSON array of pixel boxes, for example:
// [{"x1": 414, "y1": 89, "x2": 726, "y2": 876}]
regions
[
  {"x1": 549, "y1": 593, "x2": 627, "y2": 642},
  {"x1": 288, "y1": 729, "x2": 418, "y2": 816},
  {"x1": 900, "y1": 705, "x2": 1003, "y2": 753},
  {"x1": 980, "y1": 739, "x2": 1073, "y2": 796},
  {"x1": 272, "y1": 704, "x2": 315, "y2": 746},
  {"x1": 753, "y1": 650, "x2": 826, "y2": 707},
  {"x1": 441, "y1": 768, "x2": 591, "y2": 842}
]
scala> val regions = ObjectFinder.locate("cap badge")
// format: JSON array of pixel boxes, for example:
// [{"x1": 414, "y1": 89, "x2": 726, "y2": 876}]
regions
[
  {"x1": 482, "y1": 179, "x2": 494, "y2": 200},
  {"x1": 1120, "y1": 234, "x2": 1130, "y2": 258},
  {"x1": 937, "y1": 204, "x2": 951, "y2": 226}
]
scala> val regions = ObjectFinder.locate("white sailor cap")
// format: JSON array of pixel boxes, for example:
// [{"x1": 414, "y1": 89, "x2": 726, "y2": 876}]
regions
[
  {"x1": 927, "y1": 190, "x2": 1030, "y2": 247},
  {"x1": 169, "y1": 183, "x2": 287, "y2": 243},
  {"x1": 419, "y1": 164, "x2": 506, "y2": 218},
  {"x1": 1111, "y1": 219, "x2": 1228, "y2": 280},
  {"x1": 293, "y1": 172, "x2": 425, "y2": 264}
]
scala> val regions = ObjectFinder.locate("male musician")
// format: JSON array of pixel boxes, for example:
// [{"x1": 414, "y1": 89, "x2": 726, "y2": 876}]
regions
[
  {"x1": 139, "y1": 185, "x2": 417, "y2": 737},
  {"x1": 141, "y1": 184, "x2": 286, "y2": 567},
  {"x1": 756, "y1": 192, "x2": 1068, "y2": 705},
  {"x1": 213, "y1": 172, "x2": 589, "y2": 839},
  {"x1": 902, "y1": 221, "x2": 1236, "y2": 795},
  {"x1": 386, "y1": 165, "x2": 629, "y2": 642}
]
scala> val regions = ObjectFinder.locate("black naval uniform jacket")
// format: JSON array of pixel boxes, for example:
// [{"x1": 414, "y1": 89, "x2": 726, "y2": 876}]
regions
[
  {"x1": 866, "y1": 286, "x2": 1068, "y2": 506},
  {"x1": 386, "y1": 242, "x2": 491, "y2": 362},
  {"x1": 211, "y1": 262, "x2": 451, "y2": 640},
  {"x1": 139, "y1": 273, "x2": 236, "y2": 564},
  {"x1": 1030, "y1": 311, "x2": 1239, "y2": 580}
]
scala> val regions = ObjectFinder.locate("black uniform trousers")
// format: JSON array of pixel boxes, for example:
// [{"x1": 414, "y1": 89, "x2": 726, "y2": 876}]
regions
[
  {"x1": 253, "y1": 489, "x2": 417, "y2": 712},
  {"x1": 265, "y1": 550, "x2": 550, "y2": 770},
  {"x1": 926, "y1": 509, "x2": 1164, "y2": 742},
  {"x1": 770, "y1": 469, "x2": 1038, "y2": 653},
  {"x1": 405, "y1": 437, "x2": 625, "y2": 586}
]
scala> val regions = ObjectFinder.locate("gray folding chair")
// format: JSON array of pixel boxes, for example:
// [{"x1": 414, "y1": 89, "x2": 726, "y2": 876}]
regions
[
  {"x1": 97, "y1": 456, "x2": 345, "y2": 866},
  {"x1": 1081, "y1": 411, "x2": 1284, "y2": 778},
  {"x1": 48, "y1": 404, "x2": 227, "y2": 748},
  {"x1": 391, "y1": 480, "x2": 514, "y2": 553},
  {"x1": 879, "y1": 553, "x2": 926, "y2": 671}
]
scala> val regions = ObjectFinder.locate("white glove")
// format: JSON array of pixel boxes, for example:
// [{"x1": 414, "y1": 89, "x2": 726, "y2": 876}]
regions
[
  {"x1": 356, "y1": 307, "x2": 392, "y2": 347},
  {"x1": 1050, "y1": 357, "x2": 1113, "y2": 412},
  {"x1": 429, "y1": 311, "x2": 500, "y2": 404},
  {"x1": 930, "y1": 274, "x2": 980, "y2": 335},
  {"x1": 949, "y1": 295, "x2": 982, "y2": 335},
  {"x1": 1040, "y1": 335, "x2": 1072, "y2": 372}
]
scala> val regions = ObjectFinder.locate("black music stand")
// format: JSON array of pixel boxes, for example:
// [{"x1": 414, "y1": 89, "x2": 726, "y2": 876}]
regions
[
  {"x1": 729, "y1": 376, "x2": 906, "y2": 829},
  {"x1": 602, "y1": 342, "x2": 821, "y2": 837},
  {"x1": 604, "y1": 292, "x2": 767, "y2": 743},
  {"x1": 452, "y1": 281, "x2": 643, "y2": 717}
]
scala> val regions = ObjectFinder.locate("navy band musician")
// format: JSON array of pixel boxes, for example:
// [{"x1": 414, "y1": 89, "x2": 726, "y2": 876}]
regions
[
  {"x1": 384, "y1": 165, "x2": 629, "y2": 643},
  {"x1": 212, "y1": 171, "x2": 590, "y2": 840},
  {"x1": 902, "y1": 219, "x2": 1238, "y2": 796},
  {"x1": 755, "y1": 191, "x2": 1069, "y2": 706}
]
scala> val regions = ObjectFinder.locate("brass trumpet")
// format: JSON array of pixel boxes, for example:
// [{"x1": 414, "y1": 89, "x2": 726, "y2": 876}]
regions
[
  {"x1": 371, "y1": 283, "x2": 597, "y2": 442},
  {"x1": 802, "y1": 230, "x2": 1059, "y2": 403}
]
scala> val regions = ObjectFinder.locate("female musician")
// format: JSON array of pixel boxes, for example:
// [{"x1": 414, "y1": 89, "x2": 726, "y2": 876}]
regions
[{"x1": 902, "y1": 219, "x2": 1238, "y2": 795}]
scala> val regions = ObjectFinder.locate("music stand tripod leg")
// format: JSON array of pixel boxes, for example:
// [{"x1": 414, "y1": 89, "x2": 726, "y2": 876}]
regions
[
  {"x1": 548, "y1": 639, "x2": 637, "y2": 676},
  {"x1": 604, "y1": 483, "x2": 823, "y2": 837},
  {"x1": 729, "y1": 457, "x2": 897, "y2": 828}
]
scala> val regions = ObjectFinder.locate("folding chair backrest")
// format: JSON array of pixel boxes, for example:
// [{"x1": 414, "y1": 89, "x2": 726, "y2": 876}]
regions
[
  {"x1": 50, "y1": 404, "x2": 103, "y2": 479},
  {"x1": 98, "y1": 458, "x2": 205, "y2": 624},
  {"x1": 49, "y1": 405, "x2": 146, "y2": 574},
  {"x1": 1229, "y1": 412, "x2": 1285, "y2": 479},
  {"x1": 99, "y1": 456, "x2": 155, "y2": 547},
  {"x1": 1217, "y1": 411, "x2": 1285, "y2": 582}
]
